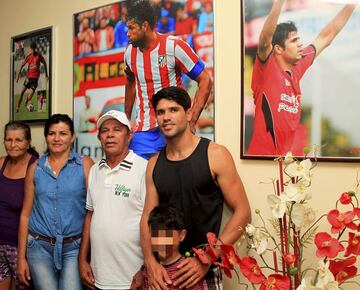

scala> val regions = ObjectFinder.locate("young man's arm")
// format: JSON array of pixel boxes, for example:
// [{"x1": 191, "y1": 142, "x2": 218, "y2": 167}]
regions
[
  {"x1": 140, "y1": 155, "x2": 171, "y2": 290},
  {"x1": 173, "y1": 143, "x2": 251, "y2": 289},
  {"x1": 16, "y1": 61, "x2": 27, "y2": 82},
  {"x1": 313, "y1": 4, "x2": 356, "y2": 57},
  {"x1": 190, "y1": 69, "x2": 212, "y2": 133},
  {"x1": 78, "y1": 210, "x2": 95, "y2": 290},
  {"x1": 257, "y1": 0, "x2": 286, "y2": 61}
]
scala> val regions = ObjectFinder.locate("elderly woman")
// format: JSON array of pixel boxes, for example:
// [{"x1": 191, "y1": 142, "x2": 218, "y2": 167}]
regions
[
  {"x1": 17, "y1": 114, "x2": 93, "y2": 290},
  {"x1": 0, "y1": 121, "x2": 38, "y2": 290}
]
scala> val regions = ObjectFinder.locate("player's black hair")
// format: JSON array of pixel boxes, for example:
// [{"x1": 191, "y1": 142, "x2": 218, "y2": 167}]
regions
[
  {"x1": 148, "y1": 205, "x2": 185, "y2": 231},
  {"x1": 272, "y1": 21, "x2": 298, "y2": 48},
  {"x1": 44, "y1": 114, "x2": 74, "y2": 137},
  {"x1": 30, "y1": 41, "x2": 37, "y2": 50},
  {"x1": 126, "y1": 0, "x2": 157, "y2": 29},
  {"x1": 151, "y1": 86, "x2": 191, "y2": 112},
  {"x1": 4, "y1": 121, "x2": 39, "y2": 157}
]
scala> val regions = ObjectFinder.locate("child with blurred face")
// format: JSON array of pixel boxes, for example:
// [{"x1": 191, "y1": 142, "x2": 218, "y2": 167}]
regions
[{"x1": 149, "y1": 205, "x2": 186, "y2": 265}]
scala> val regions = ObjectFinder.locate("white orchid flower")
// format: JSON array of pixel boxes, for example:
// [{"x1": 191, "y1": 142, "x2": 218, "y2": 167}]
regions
[
  {"x1": 316, "y1": 261, "x2": 335, "y2": 289},
  {"x1": 302, "y1": 207, "x2": 316, "y2": 228},
  {"x1": 284, "y1": 152, "x2": 294, "y2": 164},
  {"x1": 245, "y1": 224, "x2": 256, "y2": 237},
  {"x1": 267, "y1": 194, "x2": 287, "y2": 219},
  {"x1": 249, "y1": 228, "x2": 269, "y2": 255},
  {"x1": 256, "y1": 238, "x2": 268, "y2": 255},
  {"x1": 287, "y1": 159, "x2": 312, "y2": 181},
  {"x1": 285, "y1": 183, "x2": 308, "y2": 203},
  {"x1": 291, "y1": 203, "x2": 305, "y2": 228}
]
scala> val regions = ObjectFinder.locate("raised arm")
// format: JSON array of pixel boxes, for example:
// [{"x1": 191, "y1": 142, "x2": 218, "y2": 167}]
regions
[
  {"x1": 258, "y1": 0, "x2": 286, "y2": 61},
  {"x1": 140, "y1": 155, "x2": 171, "y2": 290},
  {"x1": 190, "y1": 69, "x2": 212, "y2": 133},
  {"x1": 313, "y1": 4, "x2": 356, "y2": 57},
  {"x1": 16, "y1": 161, "x2": 37, "y2": 286}
]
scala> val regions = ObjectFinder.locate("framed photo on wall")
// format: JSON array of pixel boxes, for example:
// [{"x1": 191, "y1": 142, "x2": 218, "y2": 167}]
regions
[
  {"x1": 73, "y1": 1, "x2": 214, "y2": 161},
  {"x1": 10, "y1": 27, "x2": 52, "y2": 122},
  {"x1": 241, "y1": 0, "x2": 360, "y2": 161}
]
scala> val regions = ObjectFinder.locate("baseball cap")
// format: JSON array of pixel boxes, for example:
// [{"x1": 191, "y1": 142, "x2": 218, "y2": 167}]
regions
[{"x1": 97, "y1": 110, "x2": 131, "y2": 130}]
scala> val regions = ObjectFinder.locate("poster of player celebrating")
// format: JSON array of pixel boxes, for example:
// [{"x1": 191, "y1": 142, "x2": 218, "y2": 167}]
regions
[
  {"x1": 11, "y1": 27, "x2": 52, "y2": 122},
  {"x1": 241, "y1": 0, "x2": 360, "y2": 161}
]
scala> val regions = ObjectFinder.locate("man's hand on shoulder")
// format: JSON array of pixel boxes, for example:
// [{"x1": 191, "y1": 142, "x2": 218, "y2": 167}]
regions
[
  {"x1": 172, "y1": 257, "x2": 210, "y2": 289},
  {"x1": 145, "y1": 258, "x2": 171, "y2": 290}
]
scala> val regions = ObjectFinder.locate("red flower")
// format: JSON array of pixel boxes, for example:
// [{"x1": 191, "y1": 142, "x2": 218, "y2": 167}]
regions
[
  {"x1": 284, "y1": 253, "x2": 296, "y2": 265},
  {"x1": 239, "y1": 256, "x2": 266, "y2": 284},
  {"x1": 345, "y1": 232, "x2": 360, "y2": 257},
  {"x1": 205, "y1": 244, "x2": 218, "y2": 262},
  {"x1": 206, "y1": 232, "x2": 218, "y2": 246},
  {"x1": 329, "y1": 256, "x2": 357, "y2": 283},
  {"x1": 339, "y1": 192, "x2": 352, "y2": 205},
  {"x1": 259, "y1": 274, "x2": 290, "y2": 290},
  {"x1": 327, "y1": 209, "x2": 356, "y2": 234},
  {"x1": 315, "y1": 232, "x2": 344, "y2": 258},
  {"x1": 220, "y1": 244, "x2": 241, "y2": 270},
  {"x1": 192, "y1": 247, "x2": 211, "y2": 265}
]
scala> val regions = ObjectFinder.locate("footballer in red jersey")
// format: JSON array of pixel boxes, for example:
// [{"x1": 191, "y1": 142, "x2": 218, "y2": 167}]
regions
[
  {"x1": 16, "y1": 41, "x2": 48, "y2": 112},
  {"x1": 247, "y1": 0, "x2": 356, "y2": 156}
]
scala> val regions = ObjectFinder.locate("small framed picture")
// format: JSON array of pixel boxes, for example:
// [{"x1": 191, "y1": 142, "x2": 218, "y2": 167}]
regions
[{"x1": 10, "y1": 27, "x2": 52, "y2": 122}]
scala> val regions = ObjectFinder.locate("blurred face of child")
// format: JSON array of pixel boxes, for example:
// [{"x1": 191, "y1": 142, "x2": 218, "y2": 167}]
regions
[{"x1": 151, "y1": 229, "x2": 186, "y2": 263}]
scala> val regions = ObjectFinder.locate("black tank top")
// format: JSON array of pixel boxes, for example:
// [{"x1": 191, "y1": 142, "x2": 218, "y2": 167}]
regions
[{"x1": 153, "y1": 138, "x2": 224, "y2": 253}]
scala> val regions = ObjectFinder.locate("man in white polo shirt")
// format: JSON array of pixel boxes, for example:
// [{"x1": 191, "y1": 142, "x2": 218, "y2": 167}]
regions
[{"x1": 78, "y1": 110, "x2": 147, "y2": 290}]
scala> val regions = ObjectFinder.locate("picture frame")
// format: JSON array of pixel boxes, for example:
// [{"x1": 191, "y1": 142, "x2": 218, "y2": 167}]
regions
[
  {"x1": 73, "y1": 1, "x2": 214, "y2": 161},
  {"x1": 241, "y1": 0, "x2": 360, "y2": 162},
  {"x1": 10, "y1": 27, "x2": 52, "y2": 122}
]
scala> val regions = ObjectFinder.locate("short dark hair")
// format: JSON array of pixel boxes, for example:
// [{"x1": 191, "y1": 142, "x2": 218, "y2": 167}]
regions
[
  {"x1": 30, "y1": 41, "x2": 37, "y2": 50},
  {"x1": 151, "y1": 86, "x2": 191, "y2": 111},
  {"x1": 4, "y1": 121, "x2": 39, "y2": 157},
  {"x1": 272, "y1": 21, "x2": 297, "y2": 48},
  {"x1": 44, "y1": 114, "x2": 74, "y2": 137},
  {"x1": 126, "y1": 0, "x2": 157, "y2": 29},
  {"x1": 148, "y1": 205, "x2": 185, "y2": 231}
]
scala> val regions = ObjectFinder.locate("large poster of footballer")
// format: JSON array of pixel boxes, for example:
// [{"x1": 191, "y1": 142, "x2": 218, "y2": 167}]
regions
[
  {"x1": 73, "y1": 0, "x2": 214, "y2": 161},
  {"x1": 241, "y1": 0, "x2": 360, "y2": 161},
  {"x1": 11, "y1": 27, "x2": 52, "y2": 122}
]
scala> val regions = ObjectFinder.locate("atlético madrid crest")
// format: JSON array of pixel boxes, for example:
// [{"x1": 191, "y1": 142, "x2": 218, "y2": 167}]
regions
[{"x1": 158, "y1": 55, "x2": 167, "y2": 67}]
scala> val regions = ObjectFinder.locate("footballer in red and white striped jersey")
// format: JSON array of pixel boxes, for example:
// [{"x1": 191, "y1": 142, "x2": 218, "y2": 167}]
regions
[
  {"x1": 22, "y1": 52, "x2": 46, "y2": 79},
  {"x1": 124, "y1": 33, "x2": 205, "y2": 132},
  {"x1": 247, "y1": 45, "x2": 316, "y2": 156}
]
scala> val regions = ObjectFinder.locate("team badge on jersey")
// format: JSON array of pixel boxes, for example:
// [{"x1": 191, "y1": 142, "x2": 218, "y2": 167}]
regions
[
  {"x1": 285, "y1": 79, "x2": 291, "y2": 86},
  {"x1": 158, "y1": 55, "x2": 167, "y2": 67}
]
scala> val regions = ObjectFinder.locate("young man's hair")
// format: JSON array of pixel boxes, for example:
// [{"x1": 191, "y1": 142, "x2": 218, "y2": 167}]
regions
[
  {"x1": 151, "y1": 86, "x2": 191, "y2": 111},
  {"x1": 272, "y1": 21, "x2": 297, "y2": 48},
  {"x1": 126, "y1": 0, "x2": 157, "y2": 29},
  {"x1": 148, "y1": 204, "x2": 185, "y2": 231}
]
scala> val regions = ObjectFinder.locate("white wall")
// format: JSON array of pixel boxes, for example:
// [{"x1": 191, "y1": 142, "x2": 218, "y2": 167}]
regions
[{"x1": 0, "y1": 1, "x2": 359, "y2": 289}]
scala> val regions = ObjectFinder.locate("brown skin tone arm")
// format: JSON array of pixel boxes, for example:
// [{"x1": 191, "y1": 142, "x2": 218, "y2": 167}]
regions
[
  {"x1": 189, "y1": 69, "x2": 212, "y2": 133},
  {"x1": 257, "y1": 0, "x2": 286, "y2": 61},
  {"x1": 313, "y1": 4, "x2": 356, "y2": 57},
  {"x1": 16, "y1": 161, "x2": 37, "y2": 286},
  {"x1": 78, "y1": 210, "x2": 95, "y2": 290},
  {"x1": 125, "y1": 71, "x2": 136, "y2": 121}
]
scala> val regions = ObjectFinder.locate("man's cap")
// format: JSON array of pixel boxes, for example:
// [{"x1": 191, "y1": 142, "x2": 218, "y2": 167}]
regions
[{"x1": 97, "y1": 110, "x2": 131, "y2": 130}]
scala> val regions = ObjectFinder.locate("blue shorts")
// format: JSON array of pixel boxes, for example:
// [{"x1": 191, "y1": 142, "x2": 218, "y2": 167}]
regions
[{"x1": 129, "y1": 127, "x2": 166, "y2": 160}]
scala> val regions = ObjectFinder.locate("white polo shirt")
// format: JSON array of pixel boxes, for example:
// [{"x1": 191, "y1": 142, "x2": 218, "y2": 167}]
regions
[{"x1": 86, "y1": 150, "x2": 147, "y2": 289}]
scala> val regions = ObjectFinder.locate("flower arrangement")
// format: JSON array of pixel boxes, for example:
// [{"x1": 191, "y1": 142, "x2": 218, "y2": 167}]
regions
[
  {"x1": 191, "y1": 152, "x2": 360, "y2": 290},
  {"x1": 243, "y1": 152, "x2": 360, "y2": 289}
]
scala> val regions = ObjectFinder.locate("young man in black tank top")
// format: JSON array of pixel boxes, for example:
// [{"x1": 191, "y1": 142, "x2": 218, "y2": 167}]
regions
[{"x1": 139, "y1": 86, "x2": 251, "y2": 290}]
